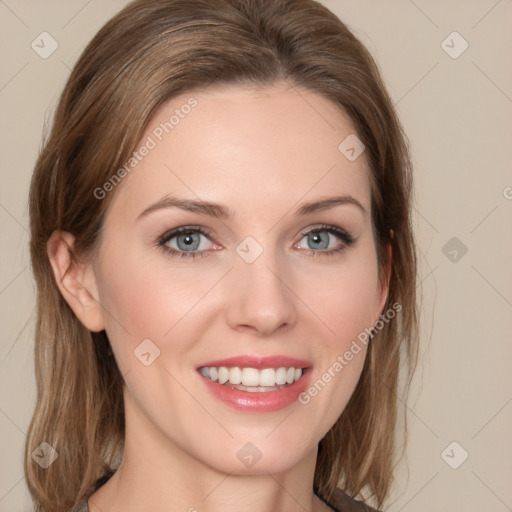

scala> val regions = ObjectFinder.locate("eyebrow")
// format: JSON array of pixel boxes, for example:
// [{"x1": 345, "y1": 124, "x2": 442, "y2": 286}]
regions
[{"x1": 137, "y1": 193, "x2": 366, "y2": 221}]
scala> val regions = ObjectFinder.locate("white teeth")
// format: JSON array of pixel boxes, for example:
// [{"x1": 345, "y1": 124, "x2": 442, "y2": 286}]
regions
[
  {"x1": 218, "y1": 366, "x2": 229, "y2": 384},
  {"x1": 229, "y1": 367, "x2": 242, "y2": 385},
  {"x1": 259, "y1": 368, "x2": 276, "y2": 387},
  {"x1": 275, "y1": 367, "x2": 287, "y2": 385},
  {"x1": 200, "y1": 366, "x2": 304, "y2": 388},
  {"x1": 241, "y1": 368, "x2": 260, "y2": 386}
]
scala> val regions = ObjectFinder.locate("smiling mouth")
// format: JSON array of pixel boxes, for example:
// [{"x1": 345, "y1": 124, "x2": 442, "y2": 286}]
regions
[{"x1": 199, "y1": 366, "x2": 305, "y2": 392}]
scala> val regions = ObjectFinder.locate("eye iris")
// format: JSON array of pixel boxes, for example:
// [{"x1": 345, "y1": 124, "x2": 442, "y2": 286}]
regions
[
  {"x1": 308, "y1": 231, "x2": 329, "y2": 250},
  {"x1": 177, "y1": 232, "x2": 200, "y2": 251}
]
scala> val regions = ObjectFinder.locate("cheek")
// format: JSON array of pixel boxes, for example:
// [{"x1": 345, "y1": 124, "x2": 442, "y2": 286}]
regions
[
  {"x1": 295, "y1": 242, "x2": 379, "y2": 413},
  {"x1": 300, "y1": 246, "x2": 380, "y2": 346},
  {"x1": 296, "y1": 264, "x2": 378, "y2": 433},
  {"x1": 94, "y1": 248, "x2": 226, "y2": 360}
]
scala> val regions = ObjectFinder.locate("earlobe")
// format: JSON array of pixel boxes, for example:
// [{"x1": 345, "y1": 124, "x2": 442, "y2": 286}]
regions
[{"x1": 47, "y1": 230, "x2": 105, "y2": 332}]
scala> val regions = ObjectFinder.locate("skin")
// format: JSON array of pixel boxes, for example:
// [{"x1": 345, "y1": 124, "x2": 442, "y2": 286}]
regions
[{"x1": 48, "y1": 82, "x2": 390, "y2": 512}]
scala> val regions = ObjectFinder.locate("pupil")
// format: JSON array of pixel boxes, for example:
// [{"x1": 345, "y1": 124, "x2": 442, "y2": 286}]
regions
[
  {"x1": 309, "y1": 231, "x2": 328, "y2": 250},
  {"x1": 177, "y1": 232, "x2": 199, "y2": 251}
]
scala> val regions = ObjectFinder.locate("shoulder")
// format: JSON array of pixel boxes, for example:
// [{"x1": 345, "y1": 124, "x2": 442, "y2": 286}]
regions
[{"x1": 323, "y1": 488, "x2": 381, "y2": 512}]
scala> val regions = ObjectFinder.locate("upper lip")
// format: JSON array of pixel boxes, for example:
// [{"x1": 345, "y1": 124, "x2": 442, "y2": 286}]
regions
[{"x1": 197, "y1": 355, "x2": 312, "y2": 370}]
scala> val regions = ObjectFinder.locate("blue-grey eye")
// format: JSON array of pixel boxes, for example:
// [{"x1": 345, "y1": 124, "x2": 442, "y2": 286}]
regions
[
  {"x1": 306, "y1": 231, "x2": 330, "y2": 250},
  {"x1": 163, "y1": 230, "x2": 212, "y2": 252},
  {"x1": 297, "y1": 229, "x2": 344, "y2": 251},
  {"x1": 176, "y1": 232, "x2": 200, "y2": 251}
]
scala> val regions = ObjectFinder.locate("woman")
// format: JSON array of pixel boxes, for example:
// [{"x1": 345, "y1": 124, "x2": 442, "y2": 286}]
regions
[{"x1": 25, "y1": 0, "x2": 418, "y2": 511}]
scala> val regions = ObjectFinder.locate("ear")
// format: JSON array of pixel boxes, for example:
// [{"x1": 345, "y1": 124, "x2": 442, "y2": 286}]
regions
[
  {"x1": 47, "y1": 230, "x2": 105, "y2": 332},
  {"x1": 373, "y1": 237, "x2": 393, "y2": 324}
]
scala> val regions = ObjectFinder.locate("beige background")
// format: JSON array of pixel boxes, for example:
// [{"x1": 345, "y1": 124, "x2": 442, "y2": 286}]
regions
[{"x1": 1, "y1": 1, "x2": 511, "y2": 511}]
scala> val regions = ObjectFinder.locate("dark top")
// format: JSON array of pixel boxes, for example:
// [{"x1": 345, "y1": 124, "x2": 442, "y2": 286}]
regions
[{"x1": 68, "y1": 475, "x2": 379, "y2": 512}]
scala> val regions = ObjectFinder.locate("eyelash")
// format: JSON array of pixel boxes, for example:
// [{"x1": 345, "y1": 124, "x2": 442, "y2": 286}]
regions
[{"x1": 157, "y1": 224, "x2": 355, "y2": 260}]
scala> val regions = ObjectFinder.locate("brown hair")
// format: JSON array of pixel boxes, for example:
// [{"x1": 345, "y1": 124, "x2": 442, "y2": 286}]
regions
[{"x1": 25, "y1": 0, "x2": 418, "y2": 510}]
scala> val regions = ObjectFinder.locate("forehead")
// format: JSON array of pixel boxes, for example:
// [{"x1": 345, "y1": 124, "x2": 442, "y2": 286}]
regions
[{"x1": 105, "y1": 82, "x2": 371, "y2": 223}]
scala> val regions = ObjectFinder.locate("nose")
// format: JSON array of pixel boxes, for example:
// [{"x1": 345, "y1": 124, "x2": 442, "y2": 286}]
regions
[{"x1": 224, "y1": 247, "x2": 298, "y2": 337}]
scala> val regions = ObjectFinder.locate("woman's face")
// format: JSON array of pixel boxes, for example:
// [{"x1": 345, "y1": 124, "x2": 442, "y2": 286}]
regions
[{"x1": 87, "y1": 83, "x2": 388, "y2": 475}]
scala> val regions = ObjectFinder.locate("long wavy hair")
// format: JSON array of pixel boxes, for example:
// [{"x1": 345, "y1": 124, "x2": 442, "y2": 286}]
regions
[{"x1": 25, "y1": 0, "x2": 419, "y2": 510}]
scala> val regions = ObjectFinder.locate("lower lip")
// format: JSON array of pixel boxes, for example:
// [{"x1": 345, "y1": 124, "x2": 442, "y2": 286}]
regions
[{"x1": 199, "y1": 370, "x2": 312, "y2": 412}]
